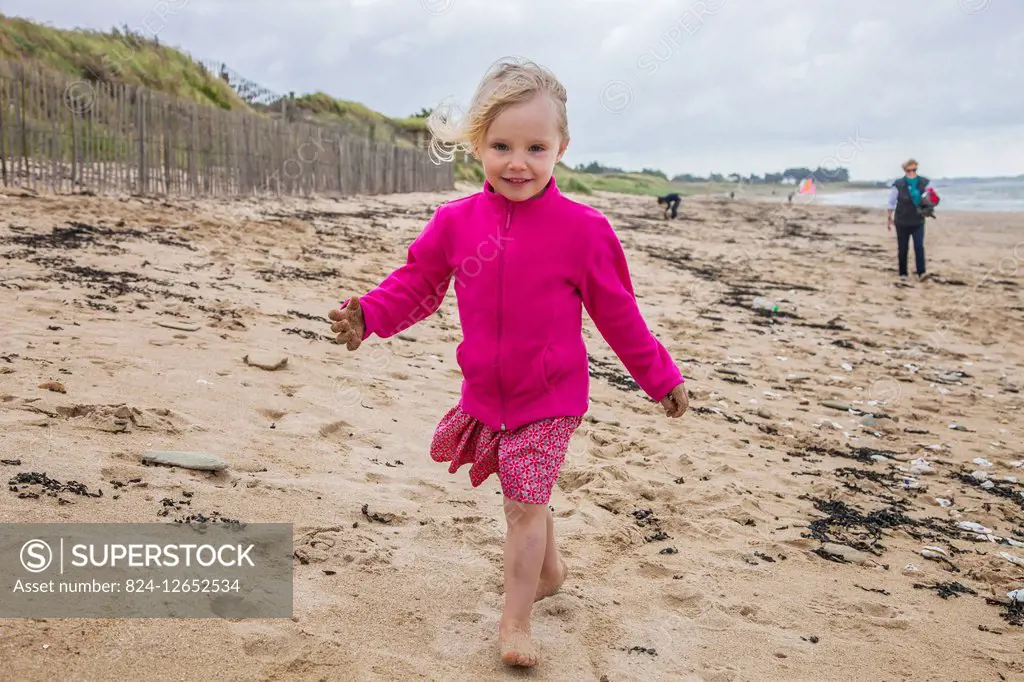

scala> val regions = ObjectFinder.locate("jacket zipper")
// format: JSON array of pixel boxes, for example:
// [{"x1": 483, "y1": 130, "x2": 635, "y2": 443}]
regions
[{"x1": 497, "y1": 203, "x2": 512, "y2": 431}]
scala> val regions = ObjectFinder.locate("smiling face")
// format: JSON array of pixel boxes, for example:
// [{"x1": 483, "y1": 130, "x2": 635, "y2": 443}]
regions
[{"x1": 477, "y1": 93, "x2": 568, "y2": 202}]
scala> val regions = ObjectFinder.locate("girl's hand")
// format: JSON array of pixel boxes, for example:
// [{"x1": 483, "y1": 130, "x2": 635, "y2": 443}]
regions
[
  {"x1": 660, "y1": 383, "x2": 689, "y2": 418},
  {"x1": 328, "y1": 295, "x2": 366, "y2": 351}
]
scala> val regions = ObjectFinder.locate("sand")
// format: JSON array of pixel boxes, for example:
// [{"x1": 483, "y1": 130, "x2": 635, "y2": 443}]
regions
[{"x1": 1, "y1": 183, "x2": 1022, "y2": 681}]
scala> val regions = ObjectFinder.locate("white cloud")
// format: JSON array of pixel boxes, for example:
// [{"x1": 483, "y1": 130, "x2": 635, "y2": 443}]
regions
[{"x1": 3, "y1": 0, "x2": 1022, "y2": 180}]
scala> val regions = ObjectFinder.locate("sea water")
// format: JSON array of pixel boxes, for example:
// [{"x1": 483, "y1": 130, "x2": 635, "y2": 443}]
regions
[{"x1": 814, "y1": 177, "x2": 1024, "y2": 213}]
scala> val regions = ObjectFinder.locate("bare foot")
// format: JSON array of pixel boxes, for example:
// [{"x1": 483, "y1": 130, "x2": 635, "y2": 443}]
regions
[
  {"x1": 499, "y1": 627, "x2": 539, "y2": 667},
  {"x1": 535, "y1": 558, "x2": 567, "y2": 601}
]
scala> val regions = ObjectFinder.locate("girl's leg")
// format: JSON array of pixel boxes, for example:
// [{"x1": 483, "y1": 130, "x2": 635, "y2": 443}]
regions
[
  {"x1": 499, "y1": 496, "x2": 547, "y2": 667},
  {"x1": 536, "y1": 506, "x2": 567, "y2": 600}
]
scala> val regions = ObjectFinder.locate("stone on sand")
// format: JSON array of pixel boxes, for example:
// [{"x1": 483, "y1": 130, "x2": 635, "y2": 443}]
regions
[
  {"x1": 818, "y1": 542, "x2": 872, "y2": 565},
  {"x1": 142, "y1": 450, "x2": 228, "y2": 471},
  {"x1": 822, "y1": 400, "x2": 855, "y2": 412}
]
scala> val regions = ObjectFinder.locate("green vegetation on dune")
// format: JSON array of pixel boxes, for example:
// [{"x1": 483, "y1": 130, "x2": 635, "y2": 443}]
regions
[{"x1": 0, "y1": 13, "x2": 243, "y2": 109}]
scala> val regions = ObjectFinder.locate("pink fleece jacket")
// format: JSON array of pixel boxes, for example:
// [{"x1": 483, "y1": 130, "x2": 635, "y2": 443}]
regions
[{"x1": 356, "y1": 177, "x2": 685, "y2": 432}]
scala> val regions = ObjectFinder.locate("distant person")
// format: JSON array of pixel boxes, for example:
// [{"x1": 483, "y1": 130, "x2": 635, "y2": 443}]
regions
[
  {"x1": 657, "y1": 192, "x2": 681, "y2": 219},
  {"x1": 328, "y1": 57, "x2": 688, "y2": 669},
  {"x1": 887, "y1": 158, "x2": 936, "y2": 283},
  {"x1": 787, "y1": 192, "x2": 794, "y2": 205}
]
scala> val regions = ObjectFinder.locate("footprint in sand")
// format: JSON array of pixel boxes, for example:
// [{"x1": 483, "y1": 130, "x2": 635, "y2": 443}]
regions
[
  {"x1": 258, "y1": 408, "x2": 288, "y2": 421},
  {"x1": 429, "y1": 607, "x2": 493, "y2": 661}
]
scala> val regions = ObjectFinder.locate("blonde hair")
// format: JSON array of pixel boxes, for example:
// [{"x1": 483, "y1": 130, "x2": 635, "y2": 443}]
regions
[
  {"x1": 426, "y1": 56, "x2": 569, "y2": 164},
  {"x1": 902, "y1": 158, "x2": 918, "y2": 171}
]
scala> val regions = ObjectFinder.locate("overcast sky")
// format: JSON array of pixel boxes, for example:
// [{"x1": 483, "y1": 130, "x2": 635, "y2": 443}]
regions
[{"x1": 6, "y1": 0, "x2": 1022, "y2": 181}]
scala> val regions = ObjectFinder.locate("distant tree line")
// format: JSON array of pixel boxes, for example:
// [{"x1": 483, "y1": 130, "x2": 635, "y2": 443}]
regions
[{"x1": 573, "y1": 162, "x2": 851, "y2": 184}]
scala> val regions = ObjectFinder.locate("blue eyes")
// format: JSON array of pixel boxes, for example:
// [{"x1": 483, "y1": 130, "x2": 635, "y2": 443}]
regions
[{"x1": 492, "y1": 143, "x2": 546, "y2": 153}]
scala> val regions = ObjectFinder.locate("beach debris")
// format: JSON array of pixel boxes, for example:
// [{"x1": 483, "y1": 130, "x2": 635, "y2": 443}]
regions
[
  {"x1": 38, "y1": 381, "x2": 66, "y2": 393},
  {"x1": 920, "y1": 546, "x2": 948, "y2": 560},
  {"x1": 822, "y1": 400, "x2": 854, "y2": 412},
  {"x1": 902, "y1": 563, "x2": 921, "y2": 575},
  {"x1": 912, "y1": 581, "x2": 977, "y2": 599},
  {"x1": 814, "y1": 542, "x2": 871, "y2": 565},
  {"x1": 715, "y1": 368, "x2": 749, "y2": 384},
  {"x1": 936, "y1": 498, "x2": 953, "y2": 507},
  {"x1": 243, "y1": 352, "x2": 288, "y2": 371},
  {"x1": 956, "y1": 521, "x2": 993, "y2": 535},
  {"x1": 999, "y1": 552, "x2": 1024, "y2": 567},
  {"x1": 141, "y1": 451, "x2": 228, "y2": 471},
  {"x1": 174, "y1": 511, "x2": 240, "y2": 525},
  {"x1": 973, "y1": 457, "x2": 993, "y2": 467},
  {"x1": 909, "y1": 458, "x2": 933, "y2": 474},
  {"x1": 860, "y1": 416, "x2": 880, "y2": 429},
  {"x1": 156, "y1": 320, "x2": 201, "y2": 332},
  {"x1": 1011, "y1": 460, "x2": 1023, "y2": 469},
  {"x1": 1008, "y1": 589, "x2": 1024, "y2": 603},
  {"x1": 623, "y1": 646, "x2": 657, "y2": 656},
  {"x1": 919, "y1": 546, "x2": 959, "y2": 571},
  {"x1": 901, "y1": 476, "x2": 920, "y2": 490},
  {"x1": 361, "y1": 503, "x2": 398, "y2": 524},
  {"x1": 948, "y1": 422, "x2": 973, "y2": 432},
  {"x1": 7, "y1": 471, "x2": 104, "y2": 501}
]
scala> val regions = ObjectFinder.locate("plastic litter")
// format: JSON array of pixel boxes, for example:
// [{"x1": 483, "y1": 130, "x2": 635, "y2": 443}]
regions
[
  {"x1": 910, "y1": 458, "x2": 933, "y2": 474},
  {"x1": 921, "y1": 546, "x2": 948, "y2": 561},
  {"x1": 972, "y1": 457, "x2": 993, "y2": 467},
  {"x1": 1008, "y1": 589, "x2": 1024, "y2": 604},
  {"x1": 936, "y1": 498, "x2": 952, "y2": 507},
  {"x1": 957, "y1": 521, "x2": 992, "y2": 534},
  {"x1": 999, "y1": 552, "x2": 1024, "y2": 567}
]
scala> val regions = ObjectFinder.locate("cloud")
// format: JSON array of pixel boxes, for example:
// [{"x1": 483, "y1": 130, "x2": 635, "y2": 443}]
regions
[{"x1": 3, "y1": 0, "x2": 1022, "y2": 179}]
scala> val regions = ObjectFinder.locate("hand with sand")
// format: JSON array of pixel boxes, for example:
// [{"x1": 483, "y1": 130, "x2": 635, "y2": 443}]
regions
[
  {"x1": 660, "y1": 382, "x2": 689, "y2": 418},
  {"x1": 328, "y1": 295, "x2": 365, "y2": 350}
]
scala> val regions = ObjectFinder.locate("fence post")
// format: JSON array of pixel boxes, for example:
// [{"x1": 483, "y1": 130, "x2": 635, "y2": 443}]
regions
[{"x1": 137, "y1": 88, "x2": 147, "y2": 194}]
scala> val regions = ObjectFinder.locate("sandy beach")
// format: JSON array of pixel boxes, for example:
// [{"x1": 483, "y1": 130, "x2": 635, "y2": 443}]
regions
[{"x1": 1, "y1": 183, "x2": 1022, "y2": 681}]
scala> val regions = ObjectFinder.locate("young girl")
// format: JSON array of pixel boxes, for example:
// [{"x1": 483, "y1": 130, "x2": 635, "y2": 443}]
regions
[{"x1": 327, "y1": 57, "x2": 689, "y2": 668}]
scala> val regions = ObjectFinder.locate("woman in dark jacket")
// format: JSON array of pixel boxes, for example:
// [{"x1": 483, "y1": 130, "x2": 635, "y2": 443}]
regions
[{"x1": 886, "y1": 158, "x2": 934, "y2": 282}]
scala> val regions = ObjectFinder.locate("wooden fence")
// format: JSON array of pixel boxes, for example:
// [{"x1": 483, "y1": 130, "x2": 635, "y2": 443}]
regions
[{"x1": 0, "y1": 59, "x2": 453, "y2": 198}]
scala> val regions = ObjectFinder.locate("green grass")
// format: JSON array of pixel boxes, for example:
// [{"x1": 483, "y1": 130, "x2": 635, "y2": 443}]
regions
[{"x1": 0, "y1": 13, "x2": 243, "y2": 110}]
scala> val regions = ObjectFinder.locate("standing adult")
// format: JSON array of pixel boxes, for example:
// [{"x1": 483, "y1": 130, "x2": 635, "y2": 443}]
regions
[{"x1": 887, "y1": 158, "x2": 934, "y2": 283}]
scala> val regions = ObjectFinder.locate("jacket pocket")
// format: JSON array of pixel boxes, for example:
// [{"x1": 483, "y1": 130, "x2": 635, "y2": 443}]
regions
[
  {"x1": 541, "y1": 343, "x2": 565, "y2": 391},
  {"x1": 456, "y1": 342, "x2": 487, "y2": 388}
]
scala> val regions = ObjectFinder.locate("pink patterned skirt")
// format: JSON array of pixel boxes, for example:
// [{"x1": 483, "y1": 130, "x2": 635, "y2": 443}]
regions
[{"x1": 429, "y1": 405, "x2": 582, "y2": 505}]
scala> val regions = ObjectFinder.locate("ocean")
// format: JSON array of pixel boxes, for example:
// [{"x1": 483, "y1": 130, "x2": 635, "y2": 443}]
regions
[{"x1": 813, "y1": 177, "x2": 1024, "y2": 213}]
